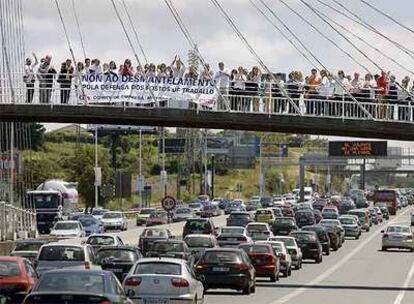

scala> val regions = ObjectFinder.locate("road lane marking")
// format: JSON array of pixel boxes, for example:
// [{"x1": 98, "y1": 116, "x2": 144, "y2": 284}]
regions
[
  {"x1": 270, "y1": 208, "x2": 413, "y2": 304},
  {"x1": 393, "y1": 259, "x2": 414, "y2": 304}
]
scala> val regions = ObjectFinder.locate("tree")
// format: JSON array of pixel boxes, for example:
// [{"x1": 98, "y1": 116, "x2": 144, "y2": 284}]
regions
[{"x1": 61, "y1": 145, "x2": 113, "y2": 207}]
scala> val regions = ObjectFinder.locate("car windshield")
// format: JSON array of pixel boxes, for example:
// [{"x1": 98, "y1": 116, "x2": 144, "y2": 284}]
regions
[
  {"x1": 185, "y1": 220, "x2": 209, "y2": 230},
  {"x1": 140, "y1": 209, "x2": 155, "y2": 215},
  {"x1": 97, "y1": 250, "x2": 137, "y2": 262},
  {"x1": 14, "y1": 242, "x2": 45, "y2": 251},
  {"x1": 142, "y1": 229, "x2": 167, "y2": 237},
  {"x1": 185, "y1": 237, "x2": 214, "y2": 248},
  {"x1": 151, "y1": 242, "x2": 184, "y2": 253},
  {"x1": 272, "y1": 237, "x2": 296, "y2": 247},
  {"x1": 202, "y1": 251, "x2": 241, "y2": 263},
  {"x1": 292, "y1": 233, "x2": 316, "y2": 242},
  {"x1": 221, "y1": 227, "x2": 244, "y2": 235},
  {"x1": 240, "y1": 244, "x2": 271, "y2": 254},
  {"x1": 247, "y1": 224, "x2": 268, "y2": 232},
  {"x1": 274, "y1": 218, "x2": 294, "y2": 224},
  {"x1": 387, "y1": 226, "x2": 410, "y2": 233},
  {"x1": 256, "y1": 210, "x2": 272, "y2": 215},
  {"x1": 339, "y1": 218, "x2": 356, "y2": 225},
  {"x1": 92, "y1": 209, "x2": 107, "y2": 216},
  {"x1": 134, "y1": 262, "x2": 181, "y2": 275},
  {"x1": 189, "y1": 203, "x2": 201, "y2": 208},
  {"x1": 39, "y1": 246, "x2": 85, "y2": 261},
  {"x1": 150, "y1": 212, "x2": 166, "y2": 218},
  {"x1": 30, "y1": 194, "x2": 60, "y2": 209},
  {"x1": 37, "y1": 272, "x2": 104, "y2": 294},
  {"x1": 320, "y1": 220, "x2": 338, "y2": 226},
  {"x1": 102, "y1": 213, "x2": 121, "y2": 219},
  {"x1": 176, "y1": 208, "x2": 191, "y2": 214},
  {"x1": 269, "y1": 243, "x2": 283, "y2": 253},
  {"x1": 78, "y1": 217, "x2": 99, "y2": 227},
  {"x1": 87, "y1": 236, "x2": 114, "y2": 246},
  {"x1": 0, "y1": 261, "x2": 20, "y2": 276},
  {"x1": 54, "y1": 222, "x2": 79, "y2": 230},
  {"x1": 230, "y1": 213, "x2": 250, "y2": 219}
]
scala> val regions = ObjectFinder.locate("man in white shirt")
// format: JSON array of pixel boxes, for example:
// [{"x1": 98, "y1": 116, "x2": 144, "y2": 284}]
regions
[
  {"x1": 213, "y1": 62, "x2": 230, "y2": 110},
  {"x1": 170, "y1": 55, "x2": 186, "y2": 78},
  {"x1": 24, "y1": 52, "x2": 38, "y2": 103}
]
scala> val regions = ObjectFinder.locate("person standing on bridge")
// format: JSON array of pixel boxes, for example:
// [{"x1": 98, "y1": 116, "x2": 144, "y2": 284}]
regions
[
  {"x1": 57, "y1": 60, "x2": 74, "y2": 104},
  {"x1": 37, "y1": 55, "x2": 56, "y2": 104},
  {"x1": 24, "y1": 52, "x2": 38, "y2": 103},
  {"x1": 170, "y1": 55, "x2": 186, "y2": 78},
  {"x1": 214, "y1": 62, "x2": 230, "y2": 110},
  {"x1": 376, "y1": 70, "x2": 389, "y2": 119}
]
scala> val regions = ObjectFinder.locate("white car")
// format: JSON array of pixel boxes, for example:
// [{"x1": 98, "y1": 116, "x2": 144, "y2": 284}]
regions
[
  {"x1": 245, "y1": 222, "x2": 273, "y2": 241},
  {"x1": 101, "y1": 211, "x2": 128, "y2": 231},
  {"x1": 259, "y1": 240, "x2": 292, "y2": 277},
  {"x1": 124, "y1": 258, "x2": 204, "y2": 303},
  {"x1": 211, "y1": 197, "x2": 223, "y2": 207},
  {"x1": 91, "y1": 208, "x2": 109, "y2": 221},
  {"x1": 37, "y1": 180, "x2": 79, "y2": 206},
  {"x1": 268, "y1": 236, "x2": 302, "y2": 270},
  {"x1": 49, "y1": 220, "x2": 85, "y2": 238},
  {"x1": 382, "y1": 224, "x2": 414, "y2": 251},
  {"x1": 233, "y1": 199, "x2": 246, "y2": 208}
]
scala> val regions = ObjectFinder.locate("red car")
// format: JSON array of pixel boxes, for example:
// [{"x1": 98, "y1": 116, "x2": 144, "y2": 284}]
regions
[
  {"x1": 146, "y1": 210, "x2": 169, "y2": 226},
  {"x1": 0, "y1": 256, "x2": 38, "y2": 303},
  {"x1": 239, "y1": 243, "x2": 280, "y2": 282},
  {"x1": 281, "y1": 206, "x2": 295, "y2": 217}
]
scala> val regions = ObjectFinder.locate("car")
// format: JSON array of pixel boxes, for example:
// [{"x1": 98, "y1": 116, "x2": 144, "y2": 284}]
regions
[
  {"x1": 35, "y1": 243, "x2": 99, "y2": 276},
  {"x1": 302, "y1": 225, "x2": 331, "y2": 254},
  {"x1": 246, "y1": 200, "x2": 261, "y2": 211},
  {"x1": 101, "y1": 211, "x2": 128, "y2": 231},
  {"x1": 200, "y1": 204, "x2": 221, "y2": 217},
  {"x1": 183, "y1": 234, "x2": 218, "y2": 262},
  {"x1": 225, "y1": 202, "x2": 245, "y2": 214},
  {"x1": 313, "y1": 209, "x2": 323, "y2": 223},
  {"x1": 375, "y1": 203, "x2": 390, "y2": 220},
  {"x1": 211, "y1": 197, "x2": 224, "y2": 207},
  {"x1": 338, "y1": 215, "x2": 361, "y2": 239},
  {"x1": 269, "y1": 236, "x2": 302, "y2": 269},
  {"x1": 146, "y1": 210, "x2": 169, "y2": 226},
  {"x1": 49, "y1": 220, "x2": 85, "y2": 238},
  {"x1": 290, "y1": 231, "x2": 323, "y2": 263},
  {"x1": 217, "y1": 226, "x2": 252, "y2": 248},
  {"x1": 283, "y1": 194, "x2": 297, "y2": 206},
  {"x1": 321, "y1": 207, "x2": 339, "y2": 219},
  {"x1": 239, "y1": 243, "x2": 280, "y2": 281},
  {"x1": 74, "y1": 215, "x2": 105, "y2": 236},
  {"x1": 245, "y1": 222, "x2": 273, "y2": 241},
  {"x1": 188, "y1": 202, "x2": 203, "y2": 215},
  {"x1": 269, "y1": 207, "x2": 283, "y2": 218},
  {"x1": 226, "y1": 211, "x2": 252, "y2": 227},
  {"x1": 312, "y1": 199, "x2": 328, "y2": 211},
  {"x1": 124, "y1": 258, "x2": 204, "y2": 303},
  {"x1": 172, "y1": 207, "x2": 194, "y2": 222},
  {"x1": 195, "y1": 248, "x2": 256, "y2": 294},
  {"x1": 368, "y1": 207, "x2": 380, "y2": 224},
  {"x1": 254, "y1": 208, "x2": 275, "y2": 224},
  {"x1": 97, "y1": 245, "x2": 143, "y2": 281},
  {"x1": 258, "y1": 241, "x2": 292, "y2": 277},
  {"x1": 85, "y1": 233, "x2": 125, "y2": 254},
  {"x1": 91, "y1": 208, "x2": 109, "y2": 221},
  {"x1": 319, "y1": 219, "x2": 346, "y2": 244},
  {"x1": 138, "y1": 228, "x2": 175, "y2": 254},
  {"x1": 271, "y1": 217, "x2": 298, "y2": 236},
  {"x1": 147, "y1": 240, "x2": 194, "y2": 264},
  {"x1": 260, "y1": 196, "x2": 273, "y2": 208},
  {"x1": 281, "y1": 205, "x2": 295, "y2": 217},
  {"x1": 382, "y1": 225, "x2": 414, "y2": 251},
  {"x1": 0, "y1": 256, "x2": 38, "y2": 304},
  {"x1": 182, "y1": 218, "x2": 218, "y2": 238},
  {"x1": 296, "y1": 202, "x2": 313, "y2": 211},
  {"x1": 10, "y1": 239, "x2": 49, "y2": 262},
  {"x1": 23, "y1": 269, "x2": 130, "y2": 304},
  {"x1": 136, "y1": 208, "x2": 156, "y2": 225},
  {"x1": 295, "y1": 210, "x2": 316, "y2": 228},
  {"x1": 348, "y1": 209, "x2": 371, "y2": 232},
  {"x1": 339, "y1": 199, "x2": 356, "y2": 215}
]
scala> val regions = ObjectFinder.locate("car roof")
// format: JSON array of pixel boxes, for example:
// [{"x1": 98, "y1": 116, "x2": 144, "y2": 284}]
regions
[
  {"x1": 0, "y1": 256, "x2": 26, "y2": 262},
  {"x1": 97, "y1": 245, "x2": 138, "y2": 251},
  {"x1": 15, "y1": 239, "x2": 49, "y2": 244},
  {"x1": 203, "y1": 248, "x2": 242, "y2": 253},
  {"x1": 136, "y1": 257, "x2": 187, "y2": 264},
  {"x1": 40, "y1": 269, "x2": 112, "y2": 276},
  {"x1": 88, "y1": 234, "x2": 116, "y2": 238},
  {"x1": 184, "y1": 234, "x2": 214, "y2": 239},
  {"x1": 152, "y1": 239, "x2": 185, "y2": 244},
  {"x1": 27, "y1": 190, "x2": 61, "y2": 194},
  {"x1": 55, "y1": 220, "x2": 80, "y2": 224},
  {"x1": 42, "y1": 242, "x2": 85, "y2": 248}
]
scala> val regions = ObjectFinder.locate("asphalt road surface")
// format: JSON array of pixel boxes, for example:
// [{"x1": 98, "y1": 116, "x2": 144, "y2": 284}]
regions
[{"x1": 62, "y1": 209, "x2": 414, "y2": 304}]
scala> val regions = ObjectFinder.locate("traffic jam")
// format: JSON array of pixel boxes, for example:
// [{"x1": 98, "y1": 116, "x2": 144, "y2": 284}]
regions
[{"x1": 1, "y1": 188, "x2": 414, "y2": 304}]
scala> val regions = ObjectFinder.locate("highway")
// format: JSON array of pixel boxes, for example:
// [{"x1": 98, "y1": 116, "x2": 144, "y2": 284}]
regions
[{"x1": 58, "y1": 209, "x2": 414, "y2": 304}]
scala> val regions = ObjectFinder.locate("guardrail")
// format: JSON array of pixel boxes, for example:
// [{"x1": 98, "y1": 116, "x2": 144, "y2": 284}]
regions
[{"x1": 0, "y1": 202, "x2": 37, "y2": 241}]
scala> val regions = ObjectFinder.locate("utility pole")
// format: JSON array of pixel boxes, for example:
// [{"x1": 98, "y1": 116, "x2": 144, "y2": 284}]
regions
[
  {"x1": 94, "y1": 127, "x2": 99, "y2": 209},
  {"x1": 10, "y1": 122, "x2": 14, "y2": 205},
  {"x1": 204, "y1": 129, "x2": 208, "y2": 196},
  {"x1": 259, "y1": 137, "x2": 263, "y2": 197},
  {"x1": 161, "y1": 127, "x2": 167, "y2": 197},
  {"x1": 139, "y1": 128, "x2": 143, "y2": 206},
  {"x1": 211, "y1": 155, "x2": 215, "y2": 198}
]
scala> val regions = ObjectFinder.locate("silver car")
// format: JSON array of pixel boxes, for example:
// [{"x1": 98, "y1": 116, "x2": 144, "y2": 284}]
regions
[
  {"x1": 338, "y1": 215, "x2": 361, "y2": 239},
  {"x1": 382, "y1": 224, "x2": 414, "y2": 251},
  {"x1": 123, "y1": 257, "x2": 204, "y2": 304},
  {"x1": 101, "y1": 211, "x2": 128, "y2": 231},
  {"x1": 173, "y1": 207, "x2": 195, "y2": 222},
  {"x1": 269, "y1": 236, "x2": 302, "y2": 270}
]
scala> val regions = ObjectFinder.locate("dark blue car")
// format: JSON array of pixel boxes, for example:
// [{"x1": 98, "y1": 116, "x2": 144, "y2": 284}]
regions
[
  {"x1": 23, "y1": 269, "x2": 131, "y2": 304},
  {"x1": 71, "y1": 214, "x2": 104, "y2": 236}
]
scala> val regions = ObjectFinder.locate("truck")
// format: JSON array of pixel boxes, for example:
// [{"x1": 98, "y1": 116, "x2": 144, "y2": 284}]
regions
[
  {"x1": 372, "y1": 189, "x2": 398, "y2": 216},
  {"x1": 25, "y1": 190, "x2": 65, "y2": 234}
]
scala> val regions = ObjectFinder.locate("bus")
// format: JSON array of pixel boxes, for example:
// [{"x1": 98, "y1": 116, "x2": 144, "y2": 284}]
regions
[{"x1": 372, "y1": 189, "x2": 398, "y2": 216}]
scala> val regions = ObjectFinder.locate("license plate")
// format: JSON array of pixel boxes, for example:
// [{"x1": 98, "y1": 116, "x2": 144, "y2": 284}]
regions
[
  {"x1": 144, "y1": 299, "x2": 169, "y2": 304},
  {"x1": 213, "y1": 267, "x2": 229, "y2": 272},
  {"x1": 279, "y1": 231, "x2": 287, "y2": 234}
]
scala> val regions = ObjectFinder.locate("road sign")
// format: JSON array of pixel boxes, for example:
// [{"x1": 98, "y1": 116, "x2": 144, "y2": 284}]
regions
[
  {"x1": 161, "y1": 195, "x2": 177, "y2": 211},
  {"x1": 137, "y1": 175, "x2": 145, "y2": 192},
  {"x1": 94, "y1": 167, "x2": 102, "y2": 187},
  {"x1": 159, "y1": 138, "x2": 186, "y2": 154},
  {"x1": 329, "y1": 141, "x2": 387, "y2": 157}
]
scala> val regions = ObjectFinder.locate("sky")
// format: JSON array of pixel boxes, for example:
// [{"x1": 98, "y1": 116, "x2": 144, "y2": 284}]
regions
[{"x1": 21, "y1": 0, "x2": 414, "y2": 148}]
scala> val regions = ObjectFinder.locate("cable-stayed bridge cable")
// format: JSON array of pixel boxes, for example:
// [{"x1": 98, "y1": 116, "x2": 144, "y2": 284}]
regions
[{"x1": 71, "y1": 0, "x2": 87, "y2": 59}]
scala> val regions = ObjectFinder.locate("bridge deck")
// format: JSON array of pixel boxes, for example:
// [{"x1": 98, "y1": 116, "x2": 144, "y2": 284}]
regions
[{"x1": 1, "y1": 104, "x2": 413, "y2": 140}]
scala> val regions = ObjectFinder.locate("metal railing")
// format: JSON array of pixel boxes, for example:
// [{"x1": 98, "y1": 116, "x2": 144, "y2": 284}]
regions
[
  {"x1": 0, "y1": 201, "x2": 37, "y2": 241},
  {"x1": 1, "y1": 74, "x2": 413, "y2": 123}
]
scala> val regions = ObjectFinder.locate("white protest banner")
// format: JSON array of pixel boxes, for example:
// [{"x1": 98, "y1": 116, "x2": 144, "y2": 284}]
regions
[{"x1": 80, "y1": 74, "x2": 218, "y2": 107}]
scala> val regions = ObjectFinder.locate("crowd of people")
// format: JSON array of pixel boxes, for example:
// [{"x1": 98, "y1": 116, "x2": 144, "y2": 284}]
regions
[{"x1": 24, "y1": 53, "x2": 414, "y2": 120}]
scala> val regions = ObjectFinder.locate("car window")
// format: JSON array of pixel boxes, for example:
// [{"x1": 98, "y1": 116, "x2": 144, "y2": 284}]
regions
[
  {"x1": 256, "y1": 210, "x2": 272, "y2": 215},
  {"x1": 247, "y1": 224, "x2": 268, "y2": 232},
  {"x1": 25, "y1": 261, "x2": 37, "y2": 278},
  {"x1": 37, "y1": 272, "x2": 104, "y2": 293},
  {"x1": 151, "y1": 242, "x2": 184, "y2": 253},
  {"x1": 134, "y1": 262, "x2": 181, "y2": 275},
  {"x1": 184, "y1": 237, "x2": 214, "y2": 248},
  {"x1": 221, "y1": 227, "x2": 244, "y2": 235},
  {"x1": 117, "y1": 237, "x2": 124, "y2": 245},
  {"x1": 387, "y1": 226, "x2": 410, "y2": 233},
  {"x1": 239, "y1": 244, "x2": 271, "y2": 254},
  {"x1": 202, "y1": 251, "x2": 242, "y2": 263},
  {"x1": 142, "y1": 229, "x2": 167, "y2": 237},
  {"x1": 54, "y1": 222, "x2": 79, "y2": 230},
  {"x1": 185, "y1": 220, "x2": 209, "y2": 230},
  {"x1": 102, "y1": 213, "x2": 122, "y2": 219},
  {"x1": 39, "y1": 246, "x2": 85, "y2": 261},
  {"x1": 272, "y1": 237, "x2": 295, "y2": 247},
  {"x1": 87, "y1": 236, "x2": 115, "y2": 246},
  {"x1": 0, "y1": 261, "x2": 21, "y2": 276},
  {"x1": 14, "y1": 242, "x2": 45, "y2": 252},
  {"x1": 97, "y1": 250, "x2": 138, "y2": 263},
  {"x1": 186, "y1": 264, "x2": 197, "y2": 279}
]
